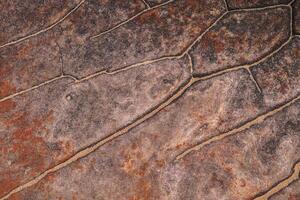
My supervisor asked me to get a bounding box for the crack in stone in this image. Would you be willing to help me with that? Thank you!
[0,29,295,196]
[0,75,76,103]
[54,40,65,76]
[0,75,195,200]
[175,94,300,160]
[0,34,293,111]
[74,55,179,83]
[246,67,262,93]
[141,0,151,8]
[0,2,291,103]
[90,0,175,39]
[186,52,194,75]
[289,0,296,6]
[289,1,294,37]
[229,2,291,11]
[0,1,296,199]
[223,0,229,11]
[0,0,86,49]
[254,161,300,200]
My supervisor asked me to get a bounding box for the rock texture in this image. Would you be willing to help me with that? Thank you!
[227,0,291,9]
[0,0,299,199]
[293,0,300,34]
[270,179,300,200]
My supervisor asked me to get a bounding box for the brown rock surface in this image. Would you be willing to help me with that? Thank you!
[61,0,226,78]
[270,179,300,200]
[0,57,190,197]
[0,0,299,199]
[227,0,291,9]
[293,0,300,34]
[0,0,81,46]
[190,6,290,76]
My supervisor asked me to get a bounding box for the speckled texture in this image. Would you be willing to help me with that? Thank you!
[0,0,299,199]
[270,180,300,200]
[62,0,226,78]
[227,0,291,9]
[190,7,290,76]
[0,57,190,197]
[0,0,81,46]
[293,0,300,34]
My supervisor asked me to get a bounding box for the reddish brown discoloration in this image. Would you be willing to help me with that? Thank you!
[0,30,61,98]
[62,0,226,78]
[0,0,298,199]
[10,83,299,199]
[0,81,16,98]
[251,37,300,105]
[0,57,190,196]
[190,7,290,76]
[0,100,16,114]
[0,0,145,98]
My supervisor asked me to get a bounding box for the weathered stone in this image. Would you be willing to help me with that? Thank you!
[270,179,300,200]
[251,37,300,105]
[0,30,62,99]
[1,0,299,199]
[57,0,146,40]
[9,66,300,199]
[190,7,290,76]
[227,0,291,9]
[145,0,170,7]
[163,100,300,200]
[0,57,190,197]
[62,0,226,78]
[293,0,300,34]
[0,0,80,46]
[0,0,146,99]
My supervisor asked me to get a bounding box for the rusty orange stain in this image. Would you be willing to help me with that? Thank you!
[0,80,16,97]
[0,99,16,114]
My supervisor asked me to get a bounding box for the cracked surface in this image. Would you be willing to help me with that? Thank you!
[270,179,300,200]
[227,0,291,9]
[293,0,300,34]
[190,6,290,76]
[0,0,81,46]
[0,0,299,199]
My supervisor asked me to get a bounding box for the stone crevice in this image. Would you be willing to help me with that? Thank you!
[175,94,300,160]
[254,161,300,200]
[0,0,86,49]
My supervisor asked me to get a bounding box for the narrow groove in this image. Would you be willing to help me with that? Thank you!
[175,94,300,160]
[0,0,86,49]
[1,36,294,196]
[141,0,151,8]
[0,20,292,106]
[0,76,196,200]
[0,76,74,103]
[54,41,65,76]
[186,53,194,75]
[254,161,300,200]
[180,11,228,56]
[229,3,290,11]
[289,2,294,38]
[74,55,178,84]
[223,0,229,11]
[289,0,296,6]
[247,35,293,69]
[90,0,175,39]
[0,1,296,199]
[246,67,262,93]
